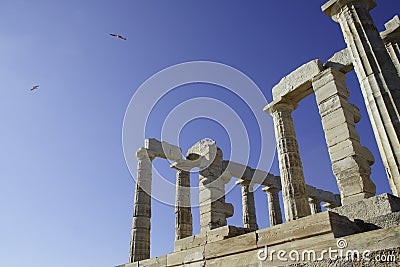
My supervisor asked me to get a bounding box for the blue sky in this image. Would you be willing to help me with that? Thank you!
[1,1,399,266]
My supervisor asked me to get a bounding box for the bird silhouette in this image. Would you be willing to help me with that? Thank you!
[31,85,39,91]
[110,33,127,40]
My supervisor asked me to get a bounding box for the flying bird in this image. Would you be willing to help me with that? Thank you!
[31,85,39,91]
[110,33,127,40]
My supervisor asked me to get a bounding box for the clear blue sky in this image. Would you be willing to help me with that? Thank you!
[1,1,399,266]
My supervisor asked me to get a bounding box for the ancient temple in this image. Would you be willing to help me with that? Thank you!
[117,1,400,266]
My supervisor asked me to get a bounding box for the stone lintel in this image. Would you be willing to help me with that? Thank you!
[222,160,281,188]
[256,211,360,248]
[144,138,182,161]
[223,160,339,204]
[306,185,341,206]
[381,15,400,44]
[270,59,323,103]
[322,0,376,18]
[324,48,354,73]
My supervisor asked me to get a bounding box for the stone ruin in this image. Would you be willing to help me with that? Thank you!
[117,1,400,266]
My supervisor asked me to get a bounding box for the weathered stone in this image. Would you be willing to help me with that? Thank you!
[262,186,283,226]
[324,48,354,73]
[145,138,182,161]
[305,185,341,206]
[381,15,400,77]
[265,99,311,221]
[313,68,376,205]
[130,148,154,263]
[167,246,205,266]
[256,211,360,248]
[137,255,167,267]
[329,193,400,222]
[186,140,232,232]
[322,0,400,197]
[271,59,323,102]
[205,232,257,259]
[172,165,192,241]
[222,160,281,188]
[236,179,258,231]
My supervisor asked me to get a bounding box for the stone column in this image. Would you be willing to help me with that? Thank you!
[129,148,154,263]
[267,100,311,221]
[236,180,258,231]
[313,68,376,204]
[308,197,322,214]
[199,148,234,232]
[381,16,400,76]
[323,0,400,197]
[173,166,193,240]
[262,186,283,226]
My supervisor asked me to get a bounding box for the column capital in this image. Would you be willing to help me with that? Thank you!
[170,159,198,172]
[322,0,376,20]
[262,186,281,194]
[381,15,400,44]
[235,179,251,187]
[136,147,155,160]
[264,98,298,115]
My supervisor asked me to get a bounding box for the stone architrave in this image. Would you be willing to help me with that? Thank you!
[262,186,283,226]
[381,16,400,76]
[171,165,193,240]
[236,180,258,231]
[129,148,154,262]
[308,197,322,214]
[322,0,400,197]
[313,68,376,204]
[265,100,311,221]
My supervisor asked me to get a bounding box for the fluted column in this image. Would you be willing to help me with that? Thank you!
[313,68,376,204]
[308,197,322,214]
[236,180,258,231]
[323,0,400,197]
[267,100,311,221]
[173,166,193,240]
[129,148,154,263]
[262,186,283,226]
[381,16,400,76]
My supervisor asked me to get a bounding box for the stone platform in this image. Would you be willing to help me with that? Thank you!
[328,193,400,230]
[115,209,400,266]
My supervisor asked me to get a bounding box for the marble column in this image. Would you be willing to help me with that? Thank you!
[236,180,258,231]
[313,68,376,204]
[262,186,283,226]
[323,0,400,197]
[308,197,322,214]
[267,100,311,221]
[173,166,193,240]
[129,148,154,263]
[381,16,400,76]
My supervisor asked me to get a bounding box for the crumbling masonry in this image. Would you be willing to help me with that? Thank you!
[119,1,400,266]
